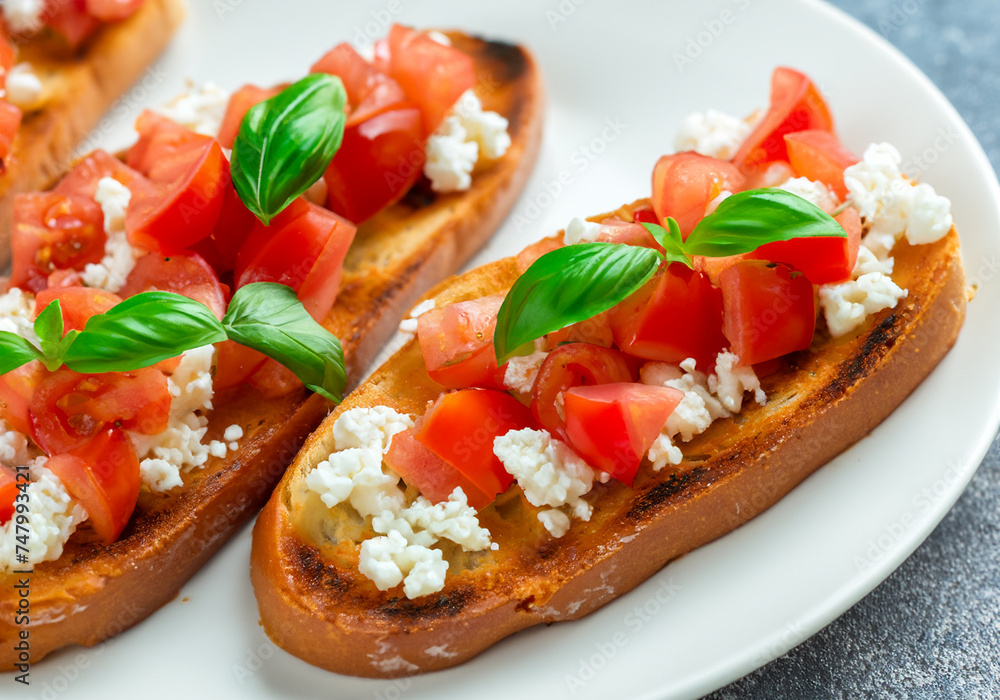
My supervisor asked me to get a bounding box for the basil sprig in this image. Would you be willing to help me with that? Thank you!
[231,74,347,225]
[494,188,845,363]
[0,283,346,403]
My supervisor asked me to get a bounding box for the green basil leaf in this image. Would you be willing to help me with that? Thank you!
[231,73,347,225]
[63,292,227,373]
[222,283,346,402]
[33,300,65,369]
[683,188,845,258]
[494,243,661,364]
[641,220,693,268]
[0,332,42,375]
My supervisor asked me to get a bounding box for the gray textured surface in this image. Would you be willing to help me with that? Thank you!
[708,1,1000,697]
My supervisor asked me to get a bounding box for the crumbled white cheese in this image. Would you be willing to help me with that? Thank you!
[564,217,603,245]
[331,406,414,454]
[709,351,766,413]
[129,345,217,492]
[94,177,132,234]
[423,90,510,193]
[537,509,570,538]
[494,428,596,537]
[0,287,39,345]
[674,109,753,160]
[358,529,449,599]
[819,271,908,338]
[777,176,838,212]
[0,461,88,572]
[844,142,953,259]
[223,424,243,442]
[853,244,894,277]
[152,82,231,137]
[0,420,31,467]
[2,0,44,34]
[426,30,452,46]
[398,298,436,334]
[503,349,547,394]
[5,63,43,111]
[374,487,492,552]
[81,178,138,293]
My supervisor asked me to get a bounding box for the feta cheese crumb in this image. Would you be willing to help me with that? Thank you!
[358,530,449,599]
[0,287,39,345]
[674,109,753,160]
[426,30,452,46]
[537,509,571,538]
[709,351,766,413]
[223,424,244,442]
[332,406,414,453]
[3,0,44,34]
[503,349,548,394]
[399,298,436,334]
[0,420,31,466]
[5,63,44,111]
[1,462,88,571]
[494,428,596,536]
[81,178,138,293]
[819,271,908,337]
[564,217,603,245]
[423,90,510,193]
[374,487,492,552]
[153,82,231,137]
[844,142,953,258]
[777,176,838,212]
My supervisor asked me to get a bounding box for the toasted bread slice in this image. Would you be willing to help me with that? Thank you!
[0,32,543,665]
[250,200,966,678]
[0,0,185,268]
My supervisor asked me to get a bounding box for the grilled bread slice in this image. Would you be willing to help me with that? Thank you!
[250,199,966,677]
[0,31,543,665]
[0,0,185,268]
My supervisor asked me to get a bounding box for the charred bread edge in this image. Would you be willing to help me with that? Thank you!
[0,32,543,666]
[251,220,966,677]
[0,0,186,268]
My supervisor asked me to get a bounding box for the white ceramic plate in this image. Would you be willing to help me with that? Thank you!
[24,1,1000,699]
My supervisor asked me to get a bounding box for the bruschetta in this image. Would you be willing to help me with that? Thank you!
[0,0,185,267]
[0,24,543,666]
[249,67,966,677]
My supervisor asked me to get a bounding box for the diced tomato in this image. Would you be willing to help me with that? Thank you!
[531,343,636,437]
[55,149,147,198]
[324,104,425,223]
[30,367,171,455]
[45,1,100,49]
[384,429,492,510]
[631,207,659,226]
[609,263,728,369]
[194,181,259,275]
[693,253,747,286]
[750,207,861,285]
[651,152,746,237]
[719,260,816,366]
[542,310,615,350]
[379,24,475,135]
[34,286,122,333]
[732,67,834,176]
[0,466,16,525]
[10,192,106,293]
[47,269,83,289]
[417,294,505,375]
[125,112,229,252]
[784,130,859,200]
[45,426,141,543]
[427,343,507,391]
[235,197,356,322]
[0,361,43,437]
[84,0,144,21]
[246,359,303,398]
[217,84,282,149]
[311,43,408,126]
[0,101,21,164]
[743,160,795,190]
[415,389,535,500]
[0,32,15,86]
[563,383,683,486]
[118,251,228,320]
[596,217,663,250]
[213,341,266,392]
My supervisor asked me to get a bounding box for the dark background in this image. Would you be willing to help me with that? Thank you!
[709,1,1000,697]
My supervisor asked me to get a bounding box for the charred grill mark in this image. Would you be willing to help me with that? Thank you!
[626,468,707,522]
[476,39,528,86]
[401,179,437,209]
[824,313,901,398]
[375,586,474,621]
